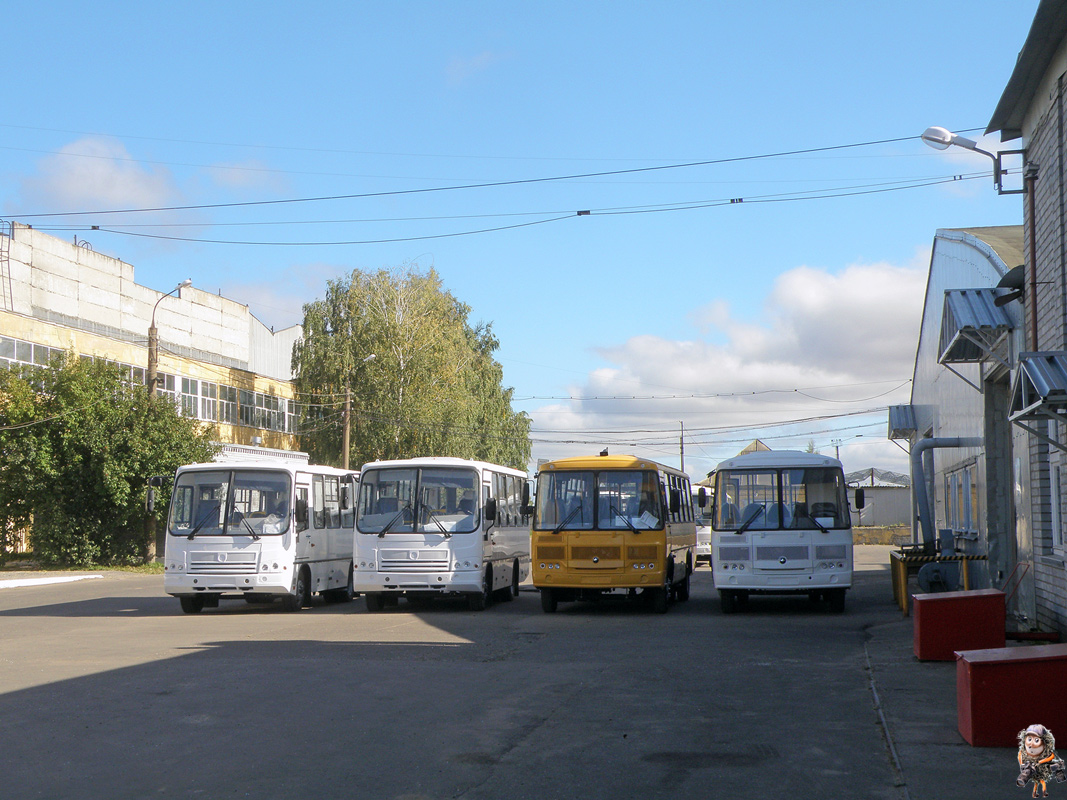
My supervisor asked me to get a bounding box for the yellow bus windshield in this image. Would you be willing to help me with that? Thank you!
[534,469,663,531]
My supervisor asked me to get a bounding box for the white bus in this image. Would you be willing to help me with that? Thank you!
[161,448,359,614]
[693,485,713,565]
[353,457,531,611]
[710,450,852,613]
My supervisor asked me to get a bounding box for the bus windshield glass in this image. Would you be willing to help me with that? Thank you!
[356,466,480,534]
[714,466,848,531]
[534,469,662,531]
[169,469,292,537]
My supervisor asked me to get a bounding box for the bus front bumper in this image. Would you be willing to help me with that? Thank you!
[164,571,294,596]
[353,568,481,595]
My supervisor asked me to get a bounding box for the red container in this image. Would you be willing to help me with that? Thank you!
[956,643,1067,747]
[913,589,1006,661]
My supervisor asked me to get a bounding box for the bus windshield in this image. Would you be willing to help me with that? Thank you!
[714,466,848,531]
[534,469,663,531]
[169,469,292,537]
[356,466,480,534]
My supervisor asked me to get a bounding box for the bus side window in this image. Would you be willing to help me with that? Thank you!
[296,488,309,533]
[312,476,326,529]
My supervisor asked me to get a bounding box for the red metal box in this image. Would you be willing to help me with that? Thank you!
[913,589,1005,661]
[956,643,1067,747]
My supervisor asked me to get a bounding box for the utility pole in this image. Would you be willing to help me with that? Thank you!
[147,279,191,399]
[679,421,685,472]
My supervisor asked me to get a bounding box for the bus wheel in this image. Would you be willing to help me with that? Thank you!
[179,595,204,614]
[828,589,846,613]
[650,587,669,614]
[365,593,384,612]
[540,588,557,613]
[501,560,519,602]
[720,590,738,614]
[468,568,492,611]
[282,568,310,612]
[674,570,691,602]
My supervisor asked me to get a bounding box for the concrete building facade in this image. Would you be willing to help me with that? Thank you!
[0,222,302,450]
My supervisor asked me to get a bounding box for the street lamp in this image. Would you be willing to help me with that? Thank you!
[342,353,376,469]
[147,278,191,398]
[921,126,1022,195]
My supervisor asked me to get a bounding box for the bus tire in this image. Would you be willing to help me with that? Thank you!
[468,567,492,611]
[282,567,310,612]
[179,595,204,614]
[720,589,738,614]
[325,565,355,603]
[674,569,691,602]
[540,588,557,613]
[828,588,846,613]
[365,593,384,612]
[501,560,519,602]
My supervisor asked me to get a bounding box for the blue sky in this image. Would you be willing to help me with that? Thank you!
[0,1,1038,479]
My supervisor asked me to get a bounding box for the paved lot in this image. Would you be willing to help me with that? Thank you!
[0,547,1022,799]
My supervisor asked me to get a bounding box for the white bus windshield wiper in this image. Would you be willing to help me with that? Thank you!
[378,503,412,538]
[187,504,220,540]
[735,503,765,536]
[424,509,452,539]
[233,514,261,540]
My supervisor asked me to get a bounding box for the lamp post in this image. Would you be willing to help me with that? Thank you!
[921,126,1007,193]
[147,279,191,398]
[342,353,376,470]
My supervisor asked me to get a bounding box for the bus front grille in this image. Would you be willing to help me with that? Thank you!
[571,546,621,561]
[754,545,809,562]
[627,545,659,560]
[815,544,847,560]
[537,546,566,560]
[188,551,258,575]
[718,545,750,561]
[379,549,449,573]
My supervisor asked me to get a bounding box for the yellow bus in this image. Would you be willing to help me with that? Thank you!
[529,453,696,613]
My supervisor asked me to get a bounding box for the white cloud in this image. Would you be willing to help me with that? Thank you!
[528,258,927,476]
[19,137,182,214]
[446,51,504,86]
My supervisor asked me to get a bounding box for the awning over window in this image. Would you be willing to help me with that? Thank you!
[887,404,917,440]
[938,288,1014,365]
[1009,352,1067,454]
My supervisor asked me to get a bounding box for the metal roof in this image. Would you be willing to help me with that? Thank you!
[887,405,917,440]
[1010,352,1067,420]
[938,288,1015,364]
[987,0,1067,141]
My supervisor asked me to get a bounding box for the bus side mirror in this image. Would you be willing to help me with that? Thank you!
[296,497,308,523]
[484,497,497,521]
[698,487,708,508]
[855,488,866,510]
[146,475,166,513]
[521,483,533,516]
[669,489,681,515]
[341,483,352,510]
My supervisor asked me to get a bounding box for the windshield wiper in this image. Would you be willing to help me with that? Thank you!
[187,504,220,540]
[233,514,260,540]
[609,503,640,534]
[553,501,583,535]
[424,509,452,539]
[378,503,412,538]
[735,503,765,536]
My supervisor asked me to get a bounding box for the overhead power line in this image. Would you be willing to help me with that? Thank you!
[11,132,939,221]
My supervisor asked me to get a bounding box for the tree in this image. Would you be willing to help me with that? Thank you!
[292,266,531,470]
[0,353,218,566]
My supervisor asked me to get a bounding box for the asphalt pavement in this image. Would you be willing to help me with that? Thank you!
[0,546,1039,799]
[858,545,1025,799]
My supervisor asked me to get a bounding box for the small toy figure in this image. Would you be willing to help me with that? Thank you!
[1018,724,1067,797]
